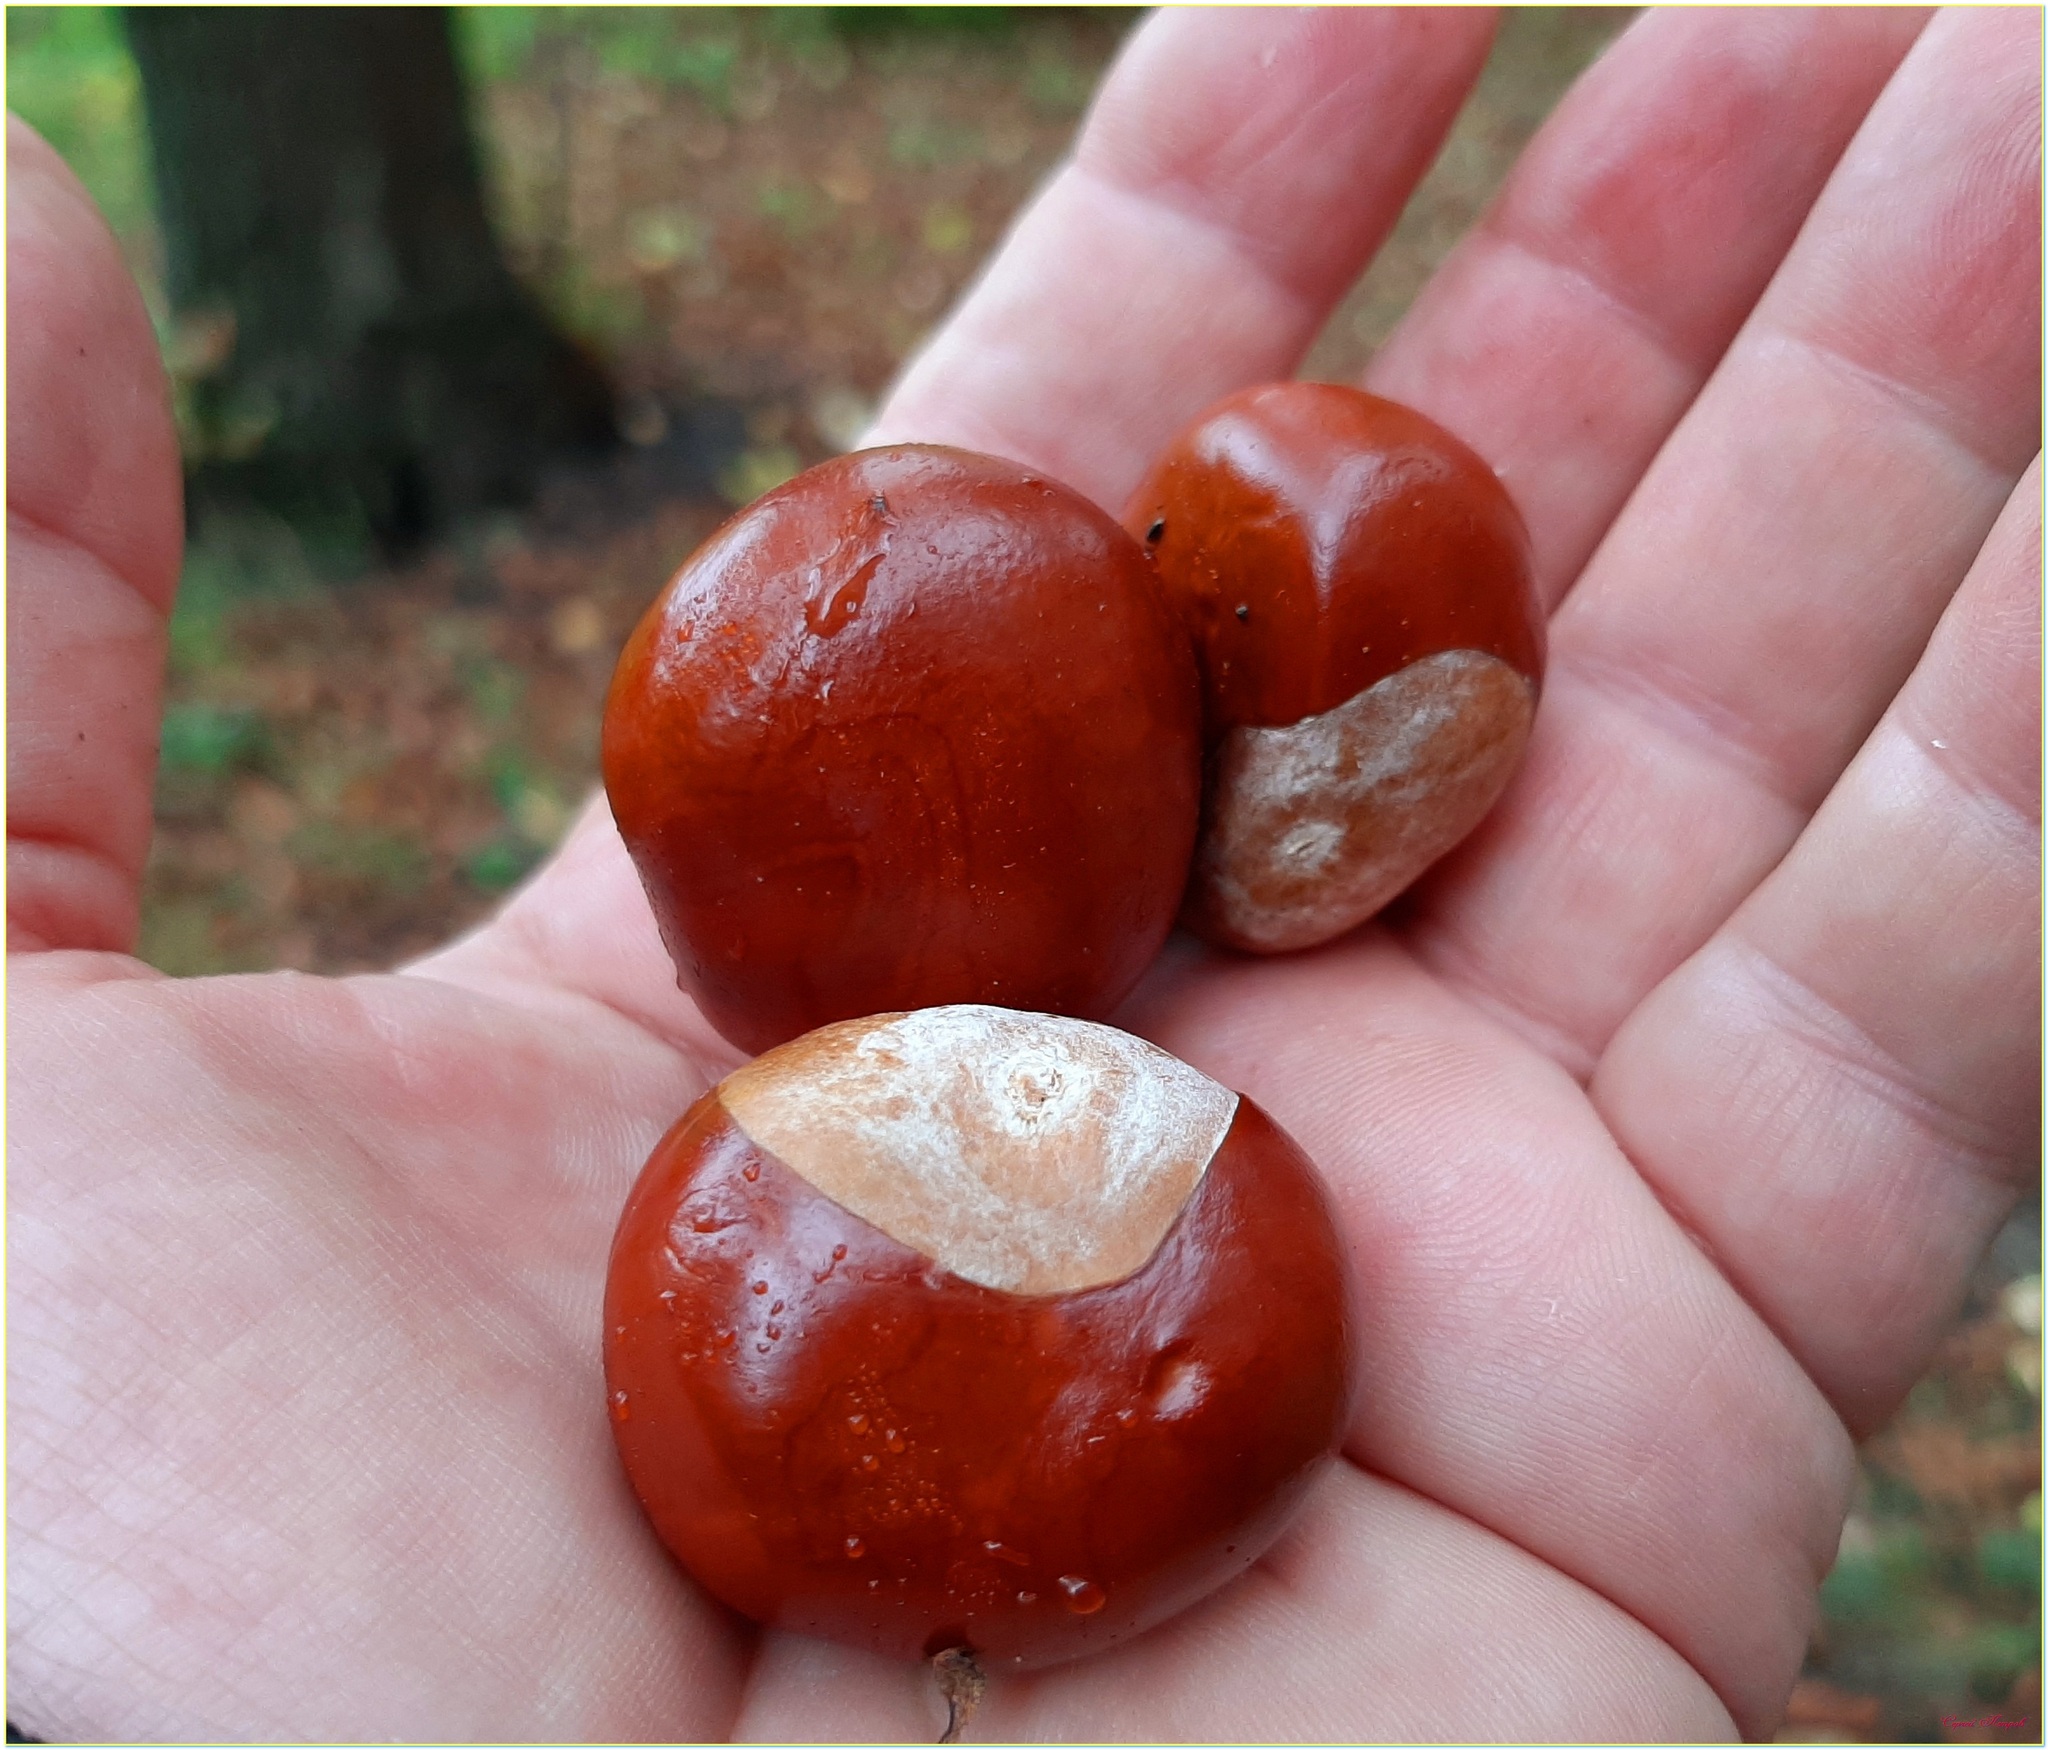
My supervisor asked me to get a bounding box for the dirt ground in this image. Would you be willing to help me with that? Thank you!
[12,7,2039,1741]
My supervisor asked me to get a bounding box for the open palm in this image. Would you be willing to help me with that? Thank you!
[10,9,2039,1741]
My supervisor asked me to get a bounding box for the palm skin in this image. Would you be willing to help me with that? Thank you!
[8,7,2039,1741]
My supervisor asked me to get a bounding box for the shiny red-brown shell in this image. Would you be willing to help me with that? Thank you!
[603,445,1202,1056]
[603,1092,1353,1669]
[1124,382,1544,732]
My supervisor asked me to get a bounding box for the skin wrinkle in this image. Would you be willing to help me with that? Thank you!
[1474,217,1707,389]
[1723,866,2029,1176]
[6,513,169,958]
[5,540,167,758]
[1075,20,1476,311]
[1063,156,1321,351]
[1895,666,2046,838]
[1756,323,2026,487]
[1072,10,1490,308]
[344,988,669,1228]
[17,1375,327,1687]
[1548,639,1819,820]
[3,497,175,622]
[1362,11,1967,678]
[1375,11,1929,375]
[7,840,143,955]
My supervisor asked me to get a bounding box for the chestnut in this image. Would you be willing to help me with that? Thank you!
[603,1005,1354,1671]
[603,446,1201,1055]
[1125,382,1545,953]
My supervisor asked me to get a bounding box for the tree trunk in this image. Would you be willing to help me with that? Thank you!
[126,6,615,553]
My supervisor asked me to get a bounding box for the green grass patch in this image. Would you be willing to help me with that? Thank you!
[159,703,266,776]
[463,835,542,893]
[1976,1526,2042,1595]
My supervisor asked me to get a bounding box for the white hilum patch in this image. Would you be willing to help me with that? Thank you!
[721,1006,1238,1295]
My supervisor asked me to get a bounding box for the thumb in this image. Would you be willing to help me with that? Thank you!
[7,113,184,954]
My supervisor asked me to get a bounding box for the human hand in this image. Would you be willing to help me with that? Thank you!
[9,8,2038,1741]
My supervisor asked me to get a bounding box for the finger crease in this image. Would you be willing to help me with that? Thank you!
[1554,641,1815,817]
[1887,706,2044,842]
[1477,221,1708,388]
[1750,323,2021,489]
[1065,157,1322,331]
[1725,928,2021,1174]
[6,503,175,629]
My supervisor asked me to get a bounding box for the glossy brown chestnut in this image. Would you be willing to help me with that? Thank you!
[603,1006,1354,1670]
[603,446,1201,1055]
[1125,383,1545,953]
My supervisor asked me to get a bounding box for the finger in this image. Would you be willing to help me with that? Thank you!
[866,6,1499,509]
[735,1465,1733,1742]
[1121,943,1854,1734]
[1408,6,2042,1072]
[6,116,184,954]
[1594,459,2042,1435]
[1367,6,1928,600]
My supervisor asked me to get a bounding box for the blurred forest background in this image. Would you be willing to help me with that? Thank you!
[7,7,2038,1741]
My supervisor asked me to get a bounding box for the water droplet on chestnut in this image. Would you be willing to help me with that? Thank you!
[1057,1576,1106,1616]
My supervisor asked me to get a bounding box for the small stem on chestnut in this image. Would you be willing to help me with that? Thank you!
[932,1647,986,1744]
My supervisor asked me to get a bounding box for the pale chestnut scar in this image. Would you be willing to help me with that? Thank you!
[1194,648,1535,953]
[719,1006,1239,1295]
